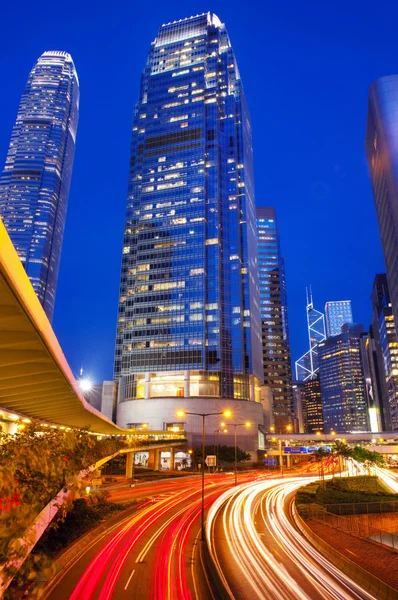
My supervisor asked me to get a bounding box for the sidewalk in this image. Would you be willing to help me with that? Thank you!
[309,520,398,590]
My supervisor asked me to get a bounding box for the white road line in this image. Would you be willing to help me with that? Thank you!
[124,569,135,590]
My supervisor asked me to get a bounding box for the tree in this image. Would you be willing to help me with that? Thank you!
[314,447,329,488]
[193,445,251,466]
[0,422,126,594]
[333,441,352,477]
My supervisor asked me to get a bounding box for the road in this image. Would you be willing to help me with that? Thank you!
[45,471,261,600]
[207,477,379,600]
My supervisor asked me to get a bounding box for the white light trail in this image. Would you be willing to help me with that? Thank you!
[206,477,378,600]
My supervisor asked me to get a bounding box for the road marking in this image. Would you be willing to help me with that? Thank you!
[124,569,135,590]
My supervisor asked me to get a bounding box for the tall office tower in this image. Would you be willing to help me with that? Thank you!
[371,274,398,430]
[0,52,79,321]
[318,323,369,433]
[295,288,326,381]
[359,331,384,432]
[304,375,323,434]
[325,300,353,337]
[292,381,306,432]
[256,207,293,430]
[114,14,265,454]
[366,75,398,335]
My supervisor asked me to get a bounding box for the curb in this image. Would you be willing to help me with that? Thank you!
[292,501,398,600]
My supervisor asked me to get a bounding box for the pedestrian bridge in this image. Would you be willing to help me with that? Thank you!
[0,219,185,445]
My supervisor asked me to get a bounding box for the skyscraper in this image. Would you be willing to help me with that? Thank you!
[256,207,293,429]
[370,274,398,430]
[114,14,265,453]
[295,289,326,381]
[304,375,323,434]
[325,300,353,337]
[366,75,398,335]
[318,323,369,433]
[0,51,79,321]
[359,331,384,432]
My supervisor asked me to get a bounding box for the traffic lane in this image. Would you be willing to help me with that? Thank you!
[110,476,262,599]
[251,486,328,600]
[209,484,312,600]
[263,481,377,599]
[45,502,152,600]
[208,478,360,600]
[46,476,239,600]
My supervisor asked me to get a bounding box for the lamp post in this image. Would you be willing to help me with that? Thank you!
[270,424,292,478]
[177,409,231,541]
[213,427,228,473]
[229,422,251,486]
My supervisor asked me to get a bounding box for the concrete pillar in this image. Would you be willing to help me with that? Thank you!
[287,455,292,468]
[145,372,151,399]
[169,448,175,470]
[147,449,155,470]
[249,375,255,402]
[126,452,133,479]
[154,448,161,471]
[184,370,190,398]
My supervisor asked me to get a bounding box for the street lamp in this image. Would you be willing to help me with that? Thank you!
[176,409,231,540]
[229,422,251,486]
[213,427,228,472]
[270,424,293,478]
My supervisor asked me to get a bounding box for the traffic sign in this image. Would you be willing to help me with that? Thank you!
[205,455,216,467]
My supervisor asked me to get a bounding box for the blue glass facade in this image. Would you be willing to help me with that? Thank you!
[0,51,79,322]
[325,300,353,337]
[318,323,369,433]
[371,274,398,430]
[256,207,293,428]
[115,13,263,403]
[366,76,398,344]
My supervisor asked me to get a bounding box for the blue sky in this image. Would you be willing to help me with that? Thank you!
[0,0,395,382]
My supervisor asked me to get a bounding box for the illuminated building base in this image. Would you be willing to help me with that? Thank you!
[116,397,266,459]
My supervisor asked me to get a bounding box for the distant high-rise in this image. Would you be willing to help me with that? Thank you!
[318,323,369,433]
[366,75,398,337]
[256,207,293,429]
[359,330,384,432]
[325,300,353,337]
[304,375,323,434]
[0,51,79,321]
[114,14,265,454]
[295,289,326,381]
[370,274,398,430]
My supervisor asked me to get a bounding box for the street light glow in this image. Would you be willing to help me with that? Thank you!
[245,422,251,428]
[223,410,232,418]
[176,410,185,418]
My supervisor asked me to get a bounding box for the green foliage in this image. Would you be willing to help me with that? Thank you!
[331,441,385,467]
[193,445,251,465]
[0,422,126,587]
[296,482,320,505]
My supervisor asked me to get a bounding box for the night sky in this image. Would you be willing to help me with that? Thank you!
[0,0,395,383]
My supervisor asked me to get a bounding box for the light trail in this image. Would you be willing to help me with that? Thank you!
[67,472,258,600]
[207,477,379,600]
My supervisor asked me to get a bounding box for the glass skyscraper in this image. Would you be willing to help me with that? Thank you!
[115,13,264,411]
[325,300,353,337]
[318,323,369,433]
[366,75,398,339]
[371,274,398,430]
[256,207,293,429]
[0,51,79,322]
